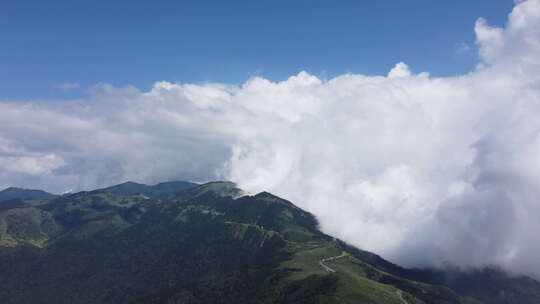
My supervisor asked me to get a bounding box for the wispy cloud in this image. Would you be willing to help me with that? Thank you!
[456,42,472,55]
[54,82,80,90]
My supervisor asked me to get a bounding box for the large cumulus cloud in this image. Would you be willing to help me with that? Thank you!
[2,0,540,277]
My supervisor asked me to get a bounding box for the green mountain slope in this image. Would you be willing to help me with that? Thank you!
[0,182,537,303]
[94,180,199,198]
[0,187,57,202]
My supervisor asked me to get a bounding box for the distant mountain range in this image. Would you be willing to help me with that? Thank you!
[0,187,57,202]
[0,181,538,303]
[0,180,199,202]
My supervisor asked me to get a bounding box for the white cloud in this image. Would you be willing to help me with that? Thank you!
[0,153,65,175]
[387,62,411,78]
[1,0,540,278]
[456,42,472,55]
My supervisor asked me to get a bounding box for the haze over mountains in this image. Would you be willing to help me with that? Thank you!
[0,181,200,203]
[0,187,57,202]
[2,180,540,303]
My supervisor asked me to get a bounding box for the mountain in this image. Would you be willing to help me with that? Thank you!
[0,181,538,303]
[94,180,199,198]
[0,187,57,202]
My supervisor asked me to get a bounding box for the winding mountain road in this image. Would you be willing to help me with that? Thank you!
[319,251,348,273]
[319,250,409,303]
[396,290,409,304]
[318,251,410,304]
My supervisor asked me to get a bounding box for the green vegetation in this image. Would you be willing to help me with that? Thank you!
[0,180,539,303]
[94,180,199,198]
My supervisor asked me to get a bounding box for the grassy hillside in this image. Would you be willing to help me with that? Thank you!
[0,181,537,303]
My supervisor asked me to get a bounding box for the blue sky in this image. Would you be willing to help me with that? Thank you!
[1,0,515,100]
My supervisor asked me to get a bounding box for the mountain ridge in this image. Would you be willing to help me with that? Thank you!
[93,180,199,197]
[0,187,58,202]
[0,181,538,303]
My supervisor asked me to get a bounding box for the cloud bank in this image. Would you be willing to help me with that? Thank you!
[1,0,540,277]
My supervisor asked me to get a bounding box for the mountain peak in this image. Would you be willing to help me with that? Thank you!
[186,181,243,198]
[254,191,275,197]
[0,187,57,202]
[94,180,199,198]
[119,181,144,186]
[2,186,27,192]
[254,191,299,209]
